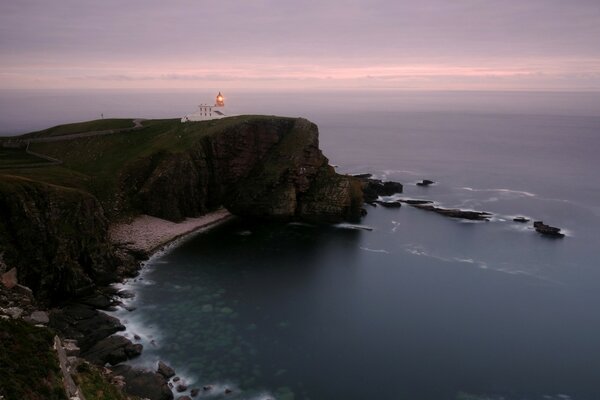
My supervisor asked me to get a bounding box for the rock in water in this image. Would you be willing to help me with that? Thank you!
[157,361,176,379]
[533,221,565,238]
[398,199,433,205]
[374,200,402,208]
[416,179,435,186]
[111,364,173,400]
[513,216,530,223]
[412,204,492,221]
[357,177,403,203]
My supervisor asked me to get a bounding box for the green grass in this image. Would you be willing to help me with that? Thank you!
[74,363,131,400]
[0,148,51,167]
[2,115,295,219]
[21,119,135,139]
[26,116,288,202]
[0,319,67,400]
[0,166,91,191]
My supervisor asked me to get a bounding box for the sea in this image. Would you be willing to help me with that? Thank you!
[2,90,600,399]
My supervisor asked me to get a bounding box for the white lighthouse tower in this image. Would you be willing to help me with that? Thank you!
[181,92,228,122]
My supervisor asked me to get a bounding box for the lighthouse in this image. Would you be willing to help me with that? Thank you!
[181,92,228,122]
[215,92,225,107]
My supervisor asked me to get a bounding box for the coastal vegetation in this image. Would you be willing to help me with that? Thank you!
[0,319,66,400]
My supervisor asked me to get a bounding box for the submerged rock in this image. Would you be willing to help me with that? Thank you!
[374,200,402,208]
[398,199,433,205]
[513,216,530,223]
[533,221,565,238]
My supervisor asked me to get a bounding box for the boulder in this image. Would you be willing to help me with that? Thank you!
[176,384,188,392]
[82,335,142,365]
[513,217,530,223]
[190,388,200,397]
[49,302,125,352]
[2,307,23,319]
[157,361,176,379]
[1,267,17,289]
[533,221,565,238]
[111,364,173,400]
[28,310,49,324]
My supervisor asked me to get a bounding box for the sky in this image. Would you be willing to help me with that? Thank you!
[1,0,600,91]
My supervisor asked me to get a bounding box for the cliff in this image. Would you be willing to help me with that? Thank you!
[0,116,363,303]
[0,175,117,303]
[122,117,362,222]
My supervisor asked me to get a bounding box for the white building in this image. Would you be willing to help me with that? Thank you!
[181,92,227,122]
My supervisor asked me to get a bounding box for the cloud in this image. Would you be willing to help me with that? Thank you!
[1,0,599,90]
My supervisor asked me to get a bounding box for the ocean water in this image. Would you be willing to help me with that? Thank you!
[3,90,600,399]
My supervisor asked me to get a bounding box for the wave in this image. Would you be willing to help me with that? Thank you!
[402,244,562,285]
[334,223,374,231]
[359,247,390,254]
[461,187,536,197]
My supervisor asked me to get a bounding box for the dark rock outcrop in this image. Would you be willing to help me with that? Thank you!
[356,177,403,203]
[48,303,124,353]
[412,204,492,221]
[533,221,565,238]
[416,179,435,186]
[111,364,173,400]
[82,334,142,365]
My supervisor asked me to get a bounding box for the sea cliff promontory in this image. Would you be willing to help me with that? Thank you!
[0,115,367,399]
[0,116,363,304]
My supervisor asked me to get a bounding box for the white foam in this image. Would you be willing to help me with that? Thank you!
[359,247,390,254]
[461,187,536,197]
[403,244,560,284]
[334,223,374,231]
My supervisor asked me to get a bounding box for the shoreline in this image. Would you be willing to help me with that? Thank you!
[109,208,234,257]
[100,209,236,399]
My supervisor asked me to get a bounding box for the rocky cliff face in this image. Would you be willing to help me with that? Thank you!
[0,176,116,304]
[120,117,363,222]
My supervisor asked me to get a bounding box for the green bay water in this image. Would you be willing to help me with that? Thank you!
[109,105,600,400]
